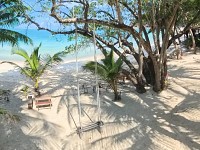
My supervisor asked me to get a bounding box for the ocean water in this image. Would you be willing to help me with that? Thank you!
[0,28,154,62]
[0,29,96,61]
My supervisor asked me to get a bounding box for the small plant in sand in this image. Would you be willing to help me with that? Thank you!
[1,44,66,96]
[83,49,123,101]
[0,107,20,122]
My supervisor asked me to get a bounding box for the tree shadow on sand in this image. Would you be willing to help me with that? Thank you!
[2,56,200,149]
[0,86,41,149]
[59,59,200,150]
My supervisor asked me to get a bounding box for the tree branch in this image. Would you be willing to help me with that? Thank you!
[168,9,200,47]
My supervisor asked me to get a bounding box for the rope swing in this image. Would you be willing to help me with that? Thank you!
[75,24,82,130]
[67,3,103,138]
[75,23,103,138]
[93,23,101,122]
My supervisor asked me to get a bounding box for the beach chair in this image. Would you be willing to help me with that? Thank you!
[35,95,52,110]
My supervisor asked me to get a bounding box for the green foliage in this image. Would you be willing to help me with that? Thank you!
[22,0,200,93]
[183,35,200,48]
[65,36,92,54]
[108,0,115,6]
[83,49,123,96]
[20,85,30,96]
[0,108,7,115]
[0,107,20,122]
[179,0,200,25]
[0,0,32,46]
[1,44,66,93]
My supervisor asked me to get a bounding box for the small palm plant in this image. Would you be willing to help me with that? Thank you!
[1,44,66,95]
[83,49,123,101]
[0,107,20,121]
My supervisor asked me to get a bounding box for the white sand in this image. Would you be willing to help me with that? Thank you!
[0,53,200,150]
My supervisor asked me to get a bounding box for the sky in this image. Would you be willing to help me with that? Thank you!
[16,0,60,29]
[17,0,106,30]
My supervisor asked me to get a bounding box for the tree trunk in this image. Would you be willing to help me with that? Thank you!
[111,80,121,101]
[114,91,121,101]
[121,68,146,93]
[138,0,143,82]
[135,77,146,93]
[34,78,40,96]
[149,54,168,92]
[144,57,155,85]
[134,0,146,94]
[189,28,196,54]
[151,57,162,92]
[115,0,122,24]
[161,59,168,90]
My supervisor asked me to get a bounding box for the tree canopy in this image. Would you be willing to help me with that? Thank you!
[22,0,200,92]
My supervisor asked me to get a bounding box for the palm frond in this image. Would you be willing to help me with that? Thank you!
[0,11,19,27]
[11,48,33,66]
[83,48,123,90]
[0,61,32,78]
[110,55,123,74]
[20,66,34,79]
[39,51,65,77]
[51,51,66,63]
[39,54,51,76]
[0,2,27,14]
[101,48,108,56]
[0,29,32,46]
[0,61,18,66]
[83,61,108,80]
[82,61,96,73]
[0,30,18,45]
[0,3,27,27]
[0,17,19,27]
[101,49,115,69]
[0,0,31,46]
[30,44,41,70]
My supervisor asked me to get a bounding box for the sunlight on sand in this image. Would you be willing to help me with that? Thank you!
[0,53,200,150]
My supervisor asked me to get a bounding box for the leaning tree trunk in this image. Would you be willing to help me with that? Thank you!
[136,0,146,93]
[121,68,146,93]
[189,28,196,54]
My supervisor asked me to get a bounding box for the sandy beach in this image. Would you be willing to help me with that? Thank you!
[0,52,200,150]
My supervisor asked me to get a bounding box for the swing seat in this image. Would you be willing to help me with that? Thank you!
[77,121,104,134]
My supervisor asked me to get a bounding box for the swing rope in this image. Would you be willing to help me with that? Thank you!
[75,27,82,129]
[93,23,101,122]
[72,0,82,129]
[71,3,103,135]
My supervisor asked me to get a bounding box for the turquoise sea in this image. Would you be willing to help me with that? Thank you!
[0,28,154,62]
[0,29,95,61]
